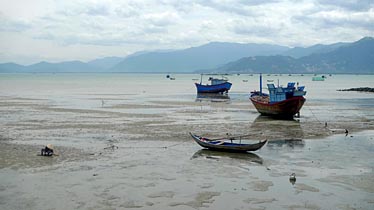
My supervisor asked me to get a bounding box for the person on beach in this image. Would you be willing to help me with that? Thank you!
[41,144,54,156]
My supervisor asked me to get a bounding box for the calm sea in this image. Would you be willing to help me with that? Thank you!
[0,73,373,122]
[1,73,373,103]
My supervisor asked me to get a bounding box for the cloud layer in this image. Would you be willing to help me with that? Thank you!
[0,0,373,64]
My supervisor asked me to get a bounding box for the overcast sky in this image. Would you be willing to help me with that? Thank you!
[0,0,373,65]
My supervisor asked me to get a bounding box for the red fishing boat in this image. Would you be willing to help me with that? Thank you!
[250,74,306,119]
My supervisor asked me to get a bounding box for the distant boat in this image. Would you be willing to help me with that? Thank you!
[243,80,248,82]
[166,74,175,80]
[190,133,267,153]
[250,74,307,119]
[195,74,232,94]
[312,76,324,81]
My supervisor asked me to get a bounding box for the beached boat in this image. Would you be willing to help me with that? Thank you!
[195,74,232,93]
[250,74,306,119]
[190,133,267,152]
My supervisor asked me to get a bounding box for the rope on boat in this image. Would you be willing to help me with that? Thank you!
[164,140,189,148]
[120,146,168,149]
[116,140,190,150]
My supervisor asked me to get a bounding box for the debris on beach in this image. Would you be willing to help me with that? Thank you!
[289,173,296,185]
[104,144,119,150]
[41,144,55,156]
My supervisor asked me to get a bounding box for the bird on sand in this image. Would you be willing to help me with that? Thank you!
[289,173,296,185]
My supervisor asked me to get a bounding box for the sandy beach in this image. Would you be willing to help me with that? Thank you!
[1,89,373,210]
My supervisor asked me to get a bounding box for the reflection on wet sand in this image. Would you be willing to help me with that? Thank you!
[191,149,263,165]
[195,93,230,103]
[250,115,305,143]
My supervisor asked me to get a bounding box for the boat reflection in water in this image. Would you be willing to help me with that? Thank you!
[195,93,230,103]
[250,115,305,148]
[266,138,305,148]
[191,149,263,165]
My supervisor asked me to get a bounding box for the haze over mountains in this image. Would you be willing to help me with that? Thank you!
[1,37,373,74]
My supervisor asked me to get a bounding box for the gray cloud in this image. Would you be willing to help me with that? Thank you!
[316,0,373,11]
[292,7,374,31]
[85,3,110,16]
[1,0,373,64]
[144,11,180,27]
[0,15,31,32]
[194,0,271,16]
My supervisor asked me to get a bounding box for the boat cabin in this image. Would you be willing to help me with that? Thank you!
[209,77,228,85]
[267,82,306,103]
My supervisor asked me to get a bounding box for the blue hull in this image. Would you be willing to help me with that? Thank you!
[195,82,232,93]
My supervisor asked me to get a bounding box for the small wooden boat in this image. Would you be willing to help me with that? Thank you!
[195,74,232,93]
[190,133,267,153]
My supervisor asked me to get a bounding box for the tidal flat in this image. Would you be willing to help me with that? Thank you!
[0,73,373,209]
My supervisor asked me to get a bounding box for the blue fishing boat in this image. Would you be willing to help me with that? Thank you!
[194,74,232,93]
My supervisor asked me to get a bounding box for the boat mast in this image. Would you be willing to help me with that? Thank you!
[200,74,203,85]
[260,73,262,95]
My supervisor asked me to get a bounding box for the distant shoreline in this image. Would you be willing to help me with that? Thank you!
[338,87,374,93]
[0,72,374,75]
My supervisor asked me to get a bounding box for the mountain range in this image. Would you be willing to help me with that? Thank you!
[1,37,373,74]
[213,37,374,74]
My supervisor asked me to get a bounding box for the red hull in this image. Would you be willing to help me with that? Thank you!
[250,96,305,118]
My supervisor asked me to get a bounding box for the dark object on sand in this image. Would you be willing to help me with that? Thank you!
[289,173,296,185]
[250,74,306,119]
[41,144,54,156]
[190,133,267,153]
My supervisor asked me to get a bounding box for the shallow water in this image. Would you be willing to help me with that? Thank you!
[0,73,373,209]
[0,131,373,210]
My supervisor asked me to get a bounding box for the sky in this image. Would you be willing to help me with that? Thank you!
[0,0,373,65]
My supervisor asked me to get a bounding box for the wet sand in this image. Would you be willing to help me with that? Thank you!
[1,95,374,209]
